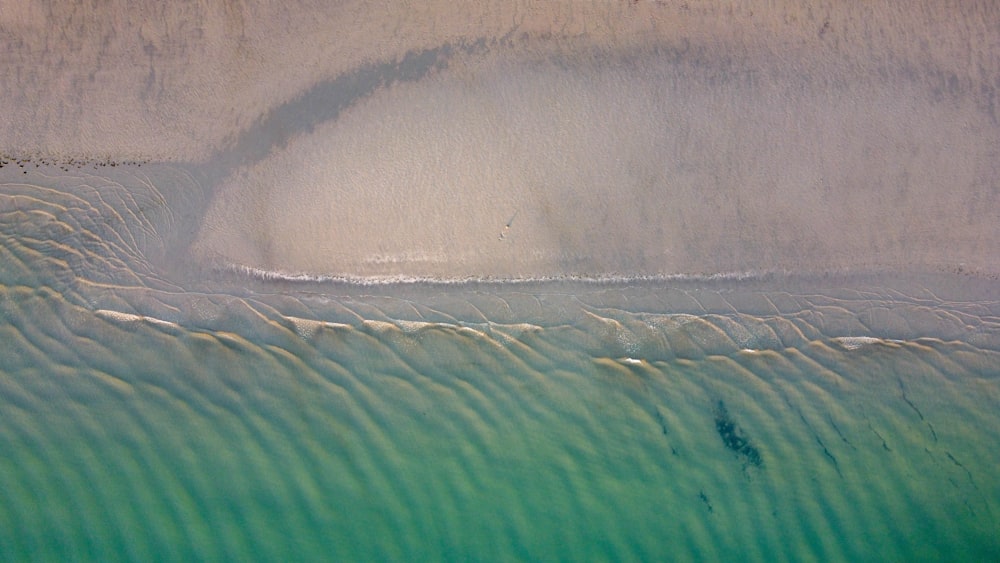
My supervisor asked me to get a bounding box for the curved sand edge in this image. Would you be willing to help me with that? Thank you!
[191,41,999,279]
[2,2,998,279]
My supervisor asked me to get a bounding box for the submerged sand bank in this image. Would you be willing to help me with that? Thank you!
[2,2,998,279]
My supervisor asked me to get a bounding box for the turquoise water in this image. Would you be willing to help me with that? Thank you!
[1,165,999,561]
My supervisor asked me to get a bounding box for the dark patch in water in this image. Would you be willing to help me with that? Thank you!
[714,400,762,468]
[698,490,714,513]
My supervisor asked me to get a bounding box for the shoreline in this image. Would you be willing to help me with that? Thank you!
[220,261,999,291]
[1,2,996,326]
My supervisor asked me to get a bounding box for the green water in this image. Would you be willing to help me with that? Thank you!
[1,166,999,561]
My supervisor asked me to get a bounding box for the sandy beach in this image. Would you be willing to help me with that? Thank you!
[2,1,998,280]
[2,4,1000,559]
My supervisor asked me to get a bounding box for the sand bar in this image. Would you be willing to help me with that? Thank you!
[2,1,998,280]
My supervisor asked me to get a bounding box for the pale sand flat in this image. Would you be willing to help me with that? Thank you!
[2,1,997,280]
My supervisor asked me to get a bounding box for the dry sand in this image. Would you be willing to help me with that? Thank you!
[2,1,998,280]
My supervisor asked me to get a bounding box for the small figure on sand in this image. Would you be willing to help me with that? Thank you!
[499,211,518,240]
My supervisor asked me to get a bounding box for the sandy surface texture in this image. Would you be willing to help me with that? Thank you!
[2,1,998,279]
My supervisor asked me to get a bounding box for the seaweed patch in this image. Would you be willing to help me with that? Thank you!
[698,490,714,513]
[714,400,763,468]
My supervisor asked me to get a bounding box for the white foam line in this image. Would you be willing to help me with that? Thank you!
[96,309,178,329]
[224,263,773,287]
[833,336,887,350]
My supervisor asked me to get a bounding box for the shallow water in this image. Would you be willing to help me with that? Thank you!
[1,164,999,561]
